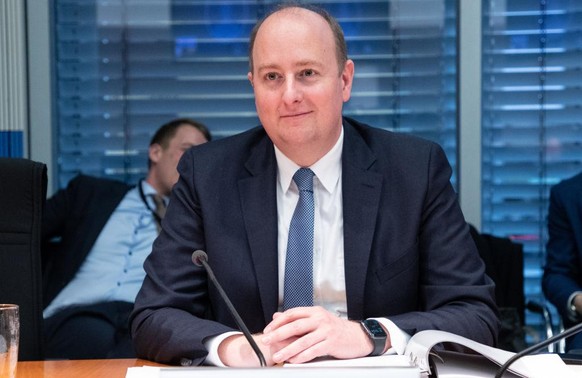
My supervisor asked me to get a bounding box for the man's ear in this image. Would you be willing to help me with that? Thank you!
[149,143,163,164]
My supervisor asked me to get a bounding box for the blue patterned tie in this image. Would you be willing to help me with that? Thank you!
[283,168,315,310]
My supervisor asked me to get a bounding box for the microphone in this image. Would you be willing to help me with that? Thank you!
[495,321,582,377]
[191,250,267,367]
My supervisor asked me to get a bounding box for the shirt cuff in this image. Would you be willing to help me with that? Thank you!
[567,291,582,322]
[203,331,243,367]
[370,317,411,355]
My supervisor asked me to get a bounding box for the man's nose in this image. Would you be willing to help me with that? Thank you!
[282,77,303,104]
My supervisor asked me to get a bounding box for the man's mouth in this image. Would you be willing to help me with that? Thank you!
[281,111,311,118]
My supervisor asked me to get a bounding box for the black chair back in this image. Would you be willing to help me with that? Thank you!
[469,224,526,352]
[0,158,47,360]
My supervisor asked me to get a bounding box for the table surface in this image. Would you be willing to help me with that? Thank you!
[15,358,167,378]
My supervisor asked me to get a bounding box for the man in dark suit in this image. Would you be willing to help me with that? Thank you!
[543,171,582,352]
[130,4,498,367]
[42,118,210,359]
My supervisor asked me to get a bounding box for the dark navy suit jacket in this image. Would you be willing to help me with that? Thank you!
[130,118,499,365]
[543,172,582,345]
[42,175,132,307]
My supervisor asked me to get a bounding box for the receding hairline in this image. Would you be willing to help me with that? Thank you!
[248,4,348,74]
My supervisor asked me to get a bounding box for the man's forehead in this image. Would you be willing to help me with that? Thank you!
[257,7,329,39]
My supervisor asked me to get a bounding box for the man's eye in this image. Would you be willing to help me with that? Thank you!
[266,73,278,80]
[303,69,315,77]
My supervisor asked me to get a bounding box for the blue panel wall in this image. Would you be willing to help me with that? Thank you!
[0,131,24,158]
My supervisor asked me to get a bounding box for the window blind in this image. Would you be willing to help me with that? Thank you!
[482,0,582,328]
[54,0,457,189]
[0,0,27,158]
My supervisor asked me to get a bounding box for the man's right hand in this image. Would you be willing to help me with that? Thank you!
[217,333,293,367]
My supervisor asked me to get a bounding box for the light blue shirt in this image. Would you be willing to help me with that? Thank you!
[43,181,164,318]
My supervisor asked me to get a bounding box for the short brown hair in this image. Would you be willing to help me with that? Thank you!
[150,118,211,148]
[148,118,211,168]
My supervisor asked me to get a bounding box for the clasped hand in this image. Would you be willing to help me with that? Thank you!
[219,306,380,367]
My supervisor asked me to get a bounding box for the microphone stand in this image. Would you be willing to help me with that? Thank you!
[495,322,582,377]
[197,255,267,367]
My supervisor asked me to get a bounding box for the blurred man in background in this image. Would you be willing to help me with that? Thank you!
[42,118,210,359]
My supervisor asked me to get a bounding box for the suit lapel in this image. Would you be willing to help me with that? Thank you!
[238,136,279,325]
[342,122,383,320]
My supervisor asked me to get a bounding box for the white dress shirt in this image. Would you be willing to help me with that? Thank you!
[275,127,346,315]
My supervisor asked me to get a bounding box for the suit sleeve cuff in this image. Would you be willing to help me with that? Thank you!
[203,331,243,366]
[371,317,411,355]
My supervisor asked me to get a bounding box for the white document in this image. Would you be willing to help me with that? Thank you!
[283,354,413,368]
[404,329,578,378]
[127,366,160,378]
[126,365,421,378]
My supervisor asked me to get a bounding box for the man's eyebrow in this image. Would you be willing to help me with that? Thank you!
[256,60,323,72]
[256,63,281,72]
[295,60,322,68]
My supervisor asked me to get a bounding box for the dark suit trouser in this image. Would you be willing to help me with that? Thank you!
[44,301,135,359]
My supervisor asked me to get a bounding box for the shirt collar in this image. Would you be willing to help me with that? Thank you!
[140,180,169,204]
[275,126,343,194]
[140,180,157,196]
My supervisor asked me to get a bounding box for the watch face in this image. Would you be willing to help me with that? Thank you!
[363,319,387,337]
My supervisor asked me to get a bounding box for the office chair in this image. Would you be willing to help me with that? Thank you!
[526,300,565,353]
[469,225,527,352]
[0,158,47,360]
[469,225,568,353]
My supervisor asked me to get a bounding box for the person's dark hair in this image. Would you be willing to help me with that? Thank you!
[248,2,348,75]
[148,118,211,168]
[150,118,211,148]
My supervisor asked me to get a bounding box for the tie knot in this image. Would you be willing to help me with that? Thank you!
[293,168,314,192]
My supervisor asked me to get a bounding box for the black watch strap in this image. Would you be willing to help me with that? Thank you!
[360,319,387,356]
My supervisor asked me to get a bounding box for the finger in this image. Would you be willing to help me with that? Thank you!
[272,332,326,364]
[263,316,316,346]
[263,312,285,333]
[264,307,312,333]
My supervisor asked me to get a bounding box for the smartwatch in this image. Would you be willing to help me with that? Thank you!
[360,319,387,356]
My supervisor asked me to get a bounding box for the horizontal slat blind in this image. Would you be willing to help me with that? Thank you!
[482,0,582,328]
[0,0,27,158]
[54,0,457,188]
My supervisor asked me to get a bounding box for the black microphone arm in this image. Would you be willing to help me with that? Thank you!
[495,321,582,377]
[191,250,267,367]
